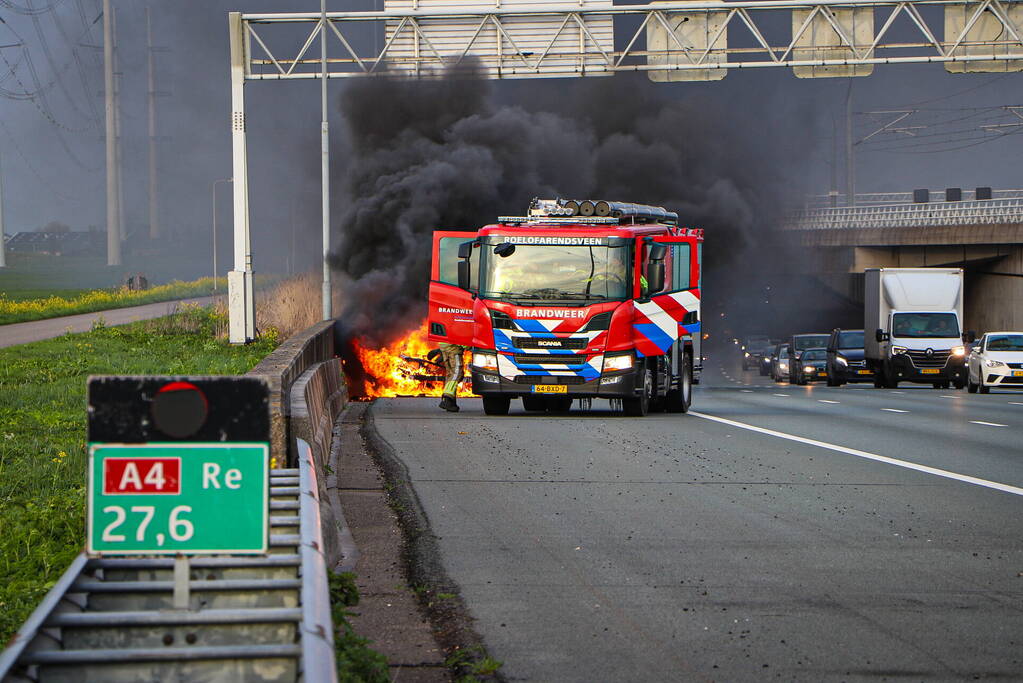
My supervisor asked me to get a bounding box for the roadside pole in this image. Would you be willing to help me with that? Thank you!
[147,6,161,241]
[845,79,855,208]
[103,0,121,266]
[228,13,254,343]
[212,178,232,291]
[321,0,332,321]
[0,150,6,268]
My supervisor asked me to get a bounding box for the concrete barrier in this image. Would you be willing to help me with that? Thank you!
[247,320,336,463]
[289,358,350,569]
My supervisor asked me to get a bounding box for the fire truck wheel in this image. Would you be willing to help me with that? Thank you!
[623,368,651,417]
[482,395,511,415]
[521,396,546,412]
[665,354,693,413]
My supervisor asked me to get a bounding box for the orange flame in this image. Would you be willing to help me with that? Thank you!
[352,320,473,398]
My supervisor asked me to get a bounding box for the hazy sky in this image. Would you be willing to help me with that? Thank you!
[0,1,1020,272]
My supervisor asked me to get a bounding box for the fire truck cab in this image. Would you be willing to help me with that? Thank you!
[428,199,703,416]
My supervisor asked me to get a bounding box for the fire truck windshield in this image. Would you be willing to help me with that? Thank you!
[479,239,632,303]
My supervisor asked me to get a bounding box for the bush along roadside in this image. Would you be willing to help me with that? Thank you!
[0,307,278,642]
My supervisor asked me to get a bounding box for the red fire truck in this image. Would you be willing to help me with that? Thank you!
[428,199,703,416]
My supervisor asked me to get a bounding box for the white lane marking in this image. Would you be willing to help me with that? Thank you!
[881,408,909,413]
[970,420,1008,427]
[1010,402,1023,406]
[940,395,959,399]
[690,411,1023,497]
[891,391,905,394]
[739,389,753,393]
[818,400,840,404]
[773,393,790,397]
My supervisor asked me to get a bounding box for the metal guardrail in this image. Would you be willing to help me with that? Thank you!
[297,438,338,682]
[0,439,336,683]
[786,198,1023,231]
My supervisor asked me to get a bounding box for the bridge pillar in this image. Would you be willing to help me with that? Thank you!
[966,246,1023,333]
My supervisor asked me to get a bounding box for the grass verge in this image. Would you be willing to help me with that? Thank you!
[0,277,225,325]
[0,306,277,642]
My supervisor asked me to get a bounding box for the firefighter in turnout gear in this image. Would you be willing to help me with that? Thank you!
[428,343,466,412]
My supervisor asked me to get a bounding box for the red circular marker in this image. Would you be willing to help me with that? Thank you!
[151,381,209,438]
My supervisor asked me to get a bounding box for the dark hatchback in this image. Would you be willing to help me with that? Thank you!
[827,328,873,385]
[794,348,829,385]
[786,333,831,383]
[743,336,774,371]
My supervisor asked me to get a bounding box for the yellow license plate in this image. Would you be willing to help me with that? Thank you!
[921,368,940,375]
[533,384,567,394]
[858,370,871,375]
[820,372,827,376]
[1014,370,1023,377]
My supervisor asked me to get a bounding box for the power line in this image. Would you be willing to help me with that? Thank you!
[25,0,98,124]
[876,129,1023,154]
[0,0,67,16]
[898,72,1017,108]
[20,45,100,169]
[42,0,103,124]
[0,17,102,134]
[0,114,82,202]
[856,105,1023,153]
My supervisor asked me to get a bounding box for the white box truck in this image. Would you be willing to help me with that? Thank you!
[865,267,967,389]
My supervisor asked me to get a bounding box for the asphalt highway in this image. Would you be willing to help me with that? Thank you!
[369,348,1023,681]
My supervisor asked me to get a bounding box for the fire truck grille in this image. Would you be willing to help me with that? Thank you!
[513,354,587,366]
[513,375,586,385]
[906,349,950,367]
[514,338,588,350]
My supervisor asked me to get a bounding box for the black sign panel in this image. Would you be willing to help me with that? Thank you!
[88,376,270,443]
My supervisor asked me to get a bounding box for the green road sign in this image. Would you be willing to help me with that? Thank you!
[87,443,268,555]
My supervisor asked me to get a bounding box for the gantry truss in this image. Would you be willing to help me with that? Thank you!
[238,0,1023,81]
[224,1,1023,342]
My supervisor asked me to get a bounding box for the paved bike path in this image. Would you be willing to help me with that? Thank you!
[0,296,218,348]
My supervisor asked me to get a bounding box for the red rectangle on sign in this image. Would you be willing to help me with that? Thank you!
[103,457,181,495]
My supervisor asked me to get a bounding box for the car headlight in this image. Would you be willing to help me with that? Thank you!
[951,346,966,357]
[472,351,498,371]
[603,353,634,372]
[744,352,750,357]
[779,362,788,370]
[804,365,816,372]
[985,358,1006,368]
[835,355,848,366]
[892,346,908,355]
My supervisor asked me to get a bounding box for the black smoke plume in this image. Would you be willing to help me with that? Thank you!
[330,63,812,348]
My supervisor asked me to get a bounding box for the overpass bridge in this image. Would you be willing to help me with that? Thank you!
[782,189,1023,333]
